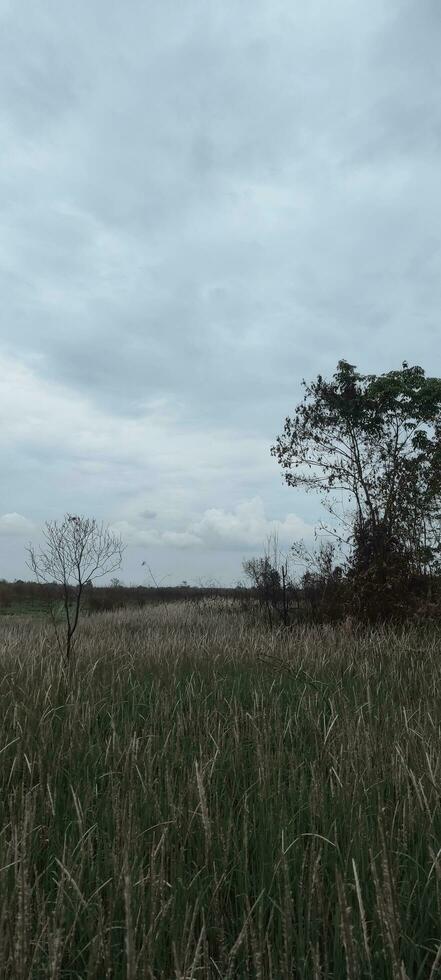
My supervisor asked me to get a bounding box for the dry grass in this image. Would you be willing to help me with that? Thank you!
[0,600,440,978]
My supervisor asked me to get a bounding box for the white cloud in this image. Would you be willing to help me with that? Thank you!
[0,512,34,536]
[191,497,311,550]
[112,496,313,553]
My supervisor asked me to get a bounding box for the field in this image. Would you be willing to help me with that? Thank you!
[1,600,441,979]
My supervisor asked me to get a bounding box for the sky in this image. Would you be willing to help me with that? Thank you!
[1,0,441,585]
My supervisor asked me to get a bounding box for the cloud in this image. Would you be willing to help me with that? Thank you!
[1,0,440,432]
[112,496,313,552]
[0,352,275,503]
[1,0,441,583]
[0,513,34,536]
[162,530,203,548]
[191,497,312,550]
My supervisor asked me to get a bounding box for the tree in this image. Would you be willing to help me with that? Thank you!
[27,515,125,662]
[242,532,296,627]
[291,539,345,622]
[271,361,441,615]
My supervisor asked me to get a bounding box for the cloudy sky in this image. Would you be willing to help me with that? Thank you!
[1,0,440,585]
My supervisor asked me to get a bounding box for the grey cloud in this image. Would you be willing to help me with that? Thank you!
[1,0,441,582]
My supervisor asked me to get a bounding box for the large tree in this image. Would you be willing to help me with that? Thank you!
[271,361,441,582]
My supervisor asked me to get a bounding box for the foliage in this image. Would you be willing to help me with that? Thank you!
[271,361,441,620]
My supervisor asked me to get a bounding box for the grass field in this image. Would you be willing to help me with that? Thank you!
[1,600,441,978]
[0,600,50,618]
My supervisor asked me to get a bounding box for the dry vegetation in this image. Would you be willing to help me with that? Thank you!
[1,600,441,978]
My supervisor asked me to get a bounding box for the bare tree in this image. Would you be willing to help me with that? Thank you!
[27,515,125,662]
[242,532,296,628]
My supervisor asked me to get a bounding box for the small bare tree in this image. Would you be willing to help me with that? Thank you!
[27,514,125,662]
[242,532,296,628]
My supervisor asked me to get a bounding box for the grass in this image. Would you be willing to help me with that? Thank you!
[0,600,50,618]
[0,600,441,978]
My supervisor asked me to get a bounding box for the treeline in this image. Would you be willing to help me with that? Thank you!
[242,539,441,629]
[0,579,247,615]
[4,564,440,627]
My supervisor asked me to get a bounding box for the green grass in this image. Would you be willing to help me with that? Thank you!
[0,601,441,977]
[0,599,95,621]
[0,600,50,617]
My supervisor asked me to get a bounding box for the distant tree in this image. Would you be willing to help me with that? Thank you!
[27,515,124,662]
[272,361,441,617]
[242,532,296,627]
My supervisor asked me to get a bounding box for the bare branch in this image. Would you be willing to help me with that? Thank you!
[27,515,125,663]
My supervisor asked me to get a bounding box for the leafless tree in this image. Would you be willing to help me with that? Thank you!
[27,514,125,662]
[243,532,296,628]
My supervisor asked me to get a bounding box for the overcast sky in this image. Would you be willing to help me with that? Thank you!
[1,0,441,585]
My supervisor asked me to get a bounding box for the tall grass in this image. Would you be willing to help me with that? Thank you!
[0,601,440,978]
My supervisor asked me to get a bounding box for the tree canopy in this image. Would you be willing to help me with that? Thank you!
[271,361,441,580]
